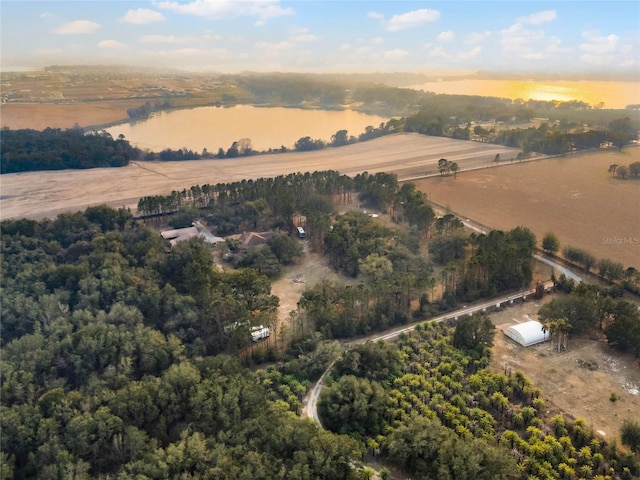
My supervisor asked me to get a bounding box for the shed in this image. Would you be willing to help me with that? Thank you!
[161,226,201,246]
[503,320,549,347]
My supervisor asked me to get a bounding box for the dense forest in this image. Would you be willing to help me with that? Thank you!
[2,171,639,478]
[0,128,140,173]
[0,205,363,478]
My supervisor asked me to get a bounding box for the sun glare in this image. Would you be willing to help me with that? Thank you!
[516,82,577,103]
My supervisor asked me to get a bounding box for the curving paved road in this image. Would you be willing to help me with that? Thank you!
[533,254,583,284]
[302,282,558,428]
[302,255,584,428]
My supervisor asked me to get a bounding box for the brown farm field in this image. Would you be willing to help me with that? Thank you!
[2,131,637,268]
[413,148,640,269]
[0,101,142,130]
[0,133,520,220]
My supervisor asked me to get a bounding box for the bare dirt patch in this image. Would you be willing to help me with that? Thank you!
[412,148,640,268]
[490,296,640,445]
[270,244,348,338]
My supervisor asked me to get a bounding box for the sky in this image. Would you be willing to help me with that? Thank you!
[1,1,639,76]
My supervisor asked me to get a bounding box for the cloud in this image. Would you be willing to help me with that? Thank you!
[139,47,204,58]
[580,31,620,56]
[291,34,319,43]
[458,46,482,60]
[464,31,490,44]
[121,8,166,24]
[175,48,203,56]
[339,43,352,51]
[35,48,63,55]
[517,10,556,26]
[97,40,128,49]
[383,49,409,60]
[437,30,455,42]
[387,9,439,32]
[372,37,384,45]
[202,32,223,41]
[40,12,55,19]
[367,12,384,20]
[140,34,195,44]
[500,22,573,64]
[501,23,545,56]
[579,30,632,66]
[254,41,294,57]
[207,47,231,59]
[427,46,450,59]
[154,0,293,24]
[53,20,101,35]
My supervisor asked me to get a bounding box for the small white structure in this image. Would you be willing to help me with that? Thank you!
[251,325,270,342]
[503,320,549,347]
[161,223,224,247]
[161,226,201,246]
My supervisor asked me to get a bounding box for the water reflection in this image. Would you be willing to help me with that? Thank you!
[106,105,389,152]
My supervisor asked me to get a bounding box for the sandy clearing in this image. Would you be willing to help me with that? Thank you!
[490,297,640,446]
[0,133,520,220]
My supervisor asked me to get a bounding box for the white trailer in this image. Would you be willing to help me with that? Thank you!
[251,325,270,342]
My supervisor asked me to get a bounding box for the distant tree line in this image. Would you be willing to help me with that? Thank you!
[540,282,640,356]
[493,117,638,155]
[143,122,401,162]
[540,231,639,296]
[0,127,140,173]
[136,170,353,235]
[608,160,640,179]
[126,100,171,120]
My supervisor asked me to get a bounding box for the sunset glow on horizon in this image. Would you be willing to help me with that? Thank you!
[409,79,639,109]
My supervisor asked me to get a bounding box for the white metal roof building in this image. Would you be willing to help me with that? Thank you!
[503,320,549,347]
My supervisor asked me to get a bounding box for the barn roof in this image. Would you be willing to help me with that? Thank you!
[161,226,201,246]
[503,320,549,347]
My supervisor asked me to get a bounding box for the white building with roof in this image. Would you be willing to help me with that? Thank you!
[503,320,549,347]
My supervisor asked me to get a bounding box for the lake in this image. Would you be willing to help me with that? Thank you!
[105,79,639,153]
[407,79,640,109]
[106,105,389,153]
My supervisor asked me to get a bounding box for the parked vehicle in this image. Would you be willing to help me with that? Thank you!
[251,325,270,342]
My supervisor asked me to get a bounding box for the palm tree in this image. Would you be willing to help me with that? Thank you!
[556,318,571,351]
[541,319,557,352]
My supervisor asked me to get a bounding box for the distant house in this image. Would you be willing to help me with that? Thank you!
[161,226,201,246]
[503,320,549,347]
[228,231,278,250]
[161,223,224,247]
